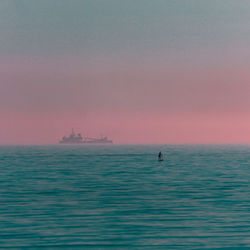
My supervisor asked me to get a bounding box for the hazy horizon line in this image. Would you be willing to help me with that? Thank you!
[1,143,250,146]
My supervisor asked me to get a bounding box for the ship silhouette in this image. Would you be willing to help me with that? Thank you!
[59,129,113,144]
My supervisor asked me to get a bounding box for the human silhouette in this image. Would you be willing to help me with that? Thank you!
[158,151,163,161]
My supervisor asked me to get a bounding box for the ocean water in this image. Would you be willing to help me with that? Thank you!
[1,145,250,249]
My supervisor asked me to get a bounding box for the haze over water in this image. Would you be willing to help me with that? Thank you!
[1,145,250,248]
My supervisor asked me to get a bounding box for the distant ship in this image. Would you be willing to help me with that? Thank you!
[59,129,113,144]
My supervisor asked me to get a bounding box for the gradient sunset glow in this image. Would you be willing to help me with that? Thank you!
[1,0,250,144]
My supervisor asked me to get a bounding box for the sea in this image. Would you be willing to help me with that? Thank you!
[1,145,250,249]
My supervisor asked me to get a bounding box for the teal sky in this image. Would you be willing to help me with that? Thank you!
[1,0,250,61]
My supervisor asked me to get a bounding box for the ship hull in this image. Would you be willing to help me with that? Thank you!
[83,141,113,144]
[59,141,113,144]
[59,141,84,144]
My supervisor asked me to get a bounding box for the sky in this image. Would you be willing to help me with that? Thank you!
[1,0,250,144]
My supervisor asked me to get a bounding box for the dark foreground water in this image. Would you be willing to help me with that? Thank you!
[1,145,250,249]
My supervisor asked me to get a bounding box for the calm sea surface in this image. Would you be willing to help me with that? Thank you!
[1,145,250,249]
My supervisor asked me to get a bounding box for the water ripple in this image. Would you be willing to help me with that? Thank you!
[0,145,250,248]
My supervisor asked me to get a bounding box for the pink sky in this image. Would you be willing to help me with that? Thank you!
[2,112,250,144]
[1,55,250,144]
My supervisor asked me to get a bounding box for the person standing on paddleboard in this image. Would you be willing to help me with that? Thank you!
[158,151,163,161]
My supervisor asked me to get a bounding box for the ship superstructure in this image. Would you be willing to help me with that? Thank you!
[59,129,83,144]
[59,129,113,144]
